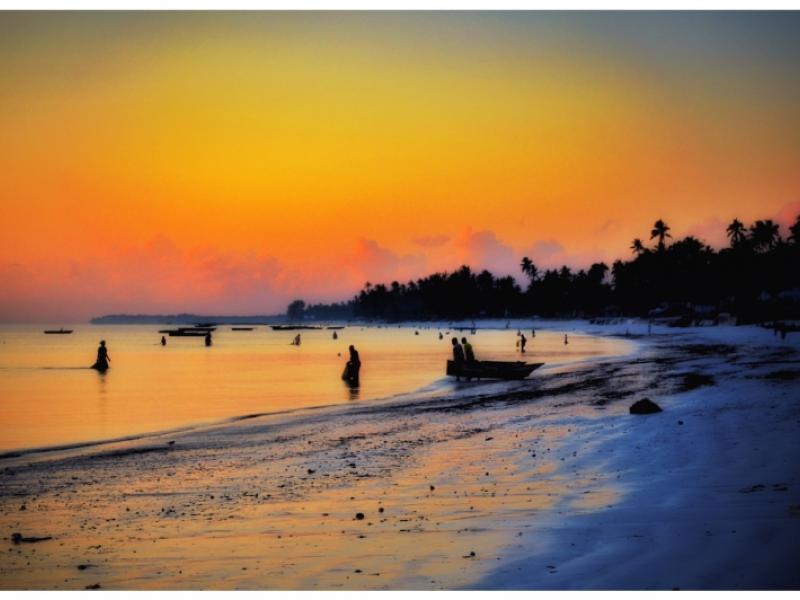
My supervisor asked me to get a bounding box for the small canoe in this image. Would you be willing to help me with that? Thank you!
[231,327,254,331]
[326,326,345,330]
[44,329,73,334]
[271,325,322,331]
[161,330,208,337]
[446,360,543,380]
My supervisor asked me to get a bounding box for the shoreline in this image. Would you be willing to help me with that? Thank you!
[0,320,639,461]
[1,323,798,589]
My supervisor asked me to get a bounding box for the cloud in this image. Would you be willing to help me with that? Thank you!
[454,229,517,276]
[0,236,291,321]
[346,238,427,287]
[774,200,800,231]
[519,239,607,271]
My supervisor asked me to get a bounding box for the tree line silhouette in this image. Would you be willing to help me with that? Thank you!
[292,215,800,324]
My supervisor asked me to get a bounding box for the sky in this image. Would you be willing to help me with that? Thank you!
[1,11,799,322]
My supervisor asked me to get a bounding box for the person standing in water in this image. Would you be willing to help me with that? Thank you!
[564,333,569,345]
[332,331,338,340]
[342,344,361,384]
[461,337,476,363]
[161,336,167,346]
[205,332,212,347]
[91,340,111,371]
[292,334,301,346]
[519,333,527,353]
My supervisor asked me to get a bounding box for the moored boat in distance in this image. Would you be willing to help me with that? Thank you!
[446,360,544,380]
[44,328,73,334]
[271,325,322,331]
[231,327,254,331]
[159,326,216,337]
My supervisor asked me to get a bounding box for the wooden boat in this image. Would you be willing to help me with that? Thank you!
[446,360,543,380]
[326,326,345,330]
[231,327,254,331]
[159,328,212,337]
[271,325,322,331]
[44,328,73,334]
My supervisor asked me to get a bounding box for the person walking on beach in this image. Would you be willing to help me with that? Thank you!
[205,331,212,347]
[342,344,361,384]
[91,340,111,372]
[461,337,476,363]
[519,333,527,353]
[161,335,167,346]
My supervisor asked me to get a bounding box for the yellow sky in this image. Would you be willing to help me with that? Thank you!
[1,12,799,320]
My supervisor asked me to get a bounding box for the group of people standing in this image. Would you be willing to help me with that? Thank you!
[450,336,476,365]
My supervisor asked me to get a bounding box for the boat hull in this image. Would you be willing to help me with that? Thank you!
[446,360,543,380]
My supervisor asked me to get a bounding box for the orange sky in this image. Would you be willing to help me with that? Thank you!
[1,12,799,321]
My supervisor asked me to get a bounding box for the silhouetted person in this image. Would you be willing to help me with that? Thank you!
[205,332,212,347]
[451,337,465,381]
[531,328,536,338]
[161,336,167,346]
[91,340,110,372]
[439,332,443,340]
[451,337,465,364]
[342,344,361,384]
[461,337,475,363]
[519,333,527,353]
[564,333,569,345]
[292,334,301,346]
[332,331,338,340]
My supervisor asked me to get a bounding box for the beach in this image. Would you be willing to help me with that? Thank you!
[1,321,798,590]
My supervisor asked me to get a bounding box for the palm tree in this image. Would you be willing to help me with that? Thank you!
[520,256,538,281]
[789,214,800,245]
[726,218,747,247]
[630,238,645,256]
[750,219,780,252]
[650,219,672,251]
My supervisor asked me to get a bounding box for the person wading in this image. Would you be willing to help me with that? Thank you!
[91,340,111,372]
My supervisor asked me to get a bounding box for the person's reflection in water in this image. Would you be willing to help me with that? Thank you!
[91,340,111,372]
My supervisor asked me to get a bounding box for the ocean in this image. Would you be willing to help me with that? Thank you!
[0,322,633,453]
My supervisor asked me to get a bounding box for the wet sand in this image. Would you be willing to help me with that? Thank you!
[1,323,799,590]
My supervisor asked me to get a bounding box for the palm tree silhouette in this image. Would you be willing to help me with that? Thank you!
[789,215,800,245]
[726,218,747,247]
[630,238,645,256]
[520,256,538,281]
[650,219,672,251]
[750,219,780,251]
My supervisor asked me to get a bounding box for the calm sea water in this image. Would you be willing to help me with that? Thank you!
[0,324,633,452]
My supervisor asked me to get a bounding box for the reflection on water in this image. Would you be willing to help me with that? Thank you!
[0,324,633,452]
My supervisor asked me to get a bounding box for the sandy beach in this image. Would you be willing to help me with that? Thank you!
[1,321,798,590]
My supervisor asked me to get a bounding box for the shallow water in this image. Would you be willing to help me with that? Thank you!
[0,323,633,452]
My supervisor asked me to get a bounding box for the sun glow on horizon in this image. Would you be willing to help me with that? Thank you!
[1,12,799,321]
